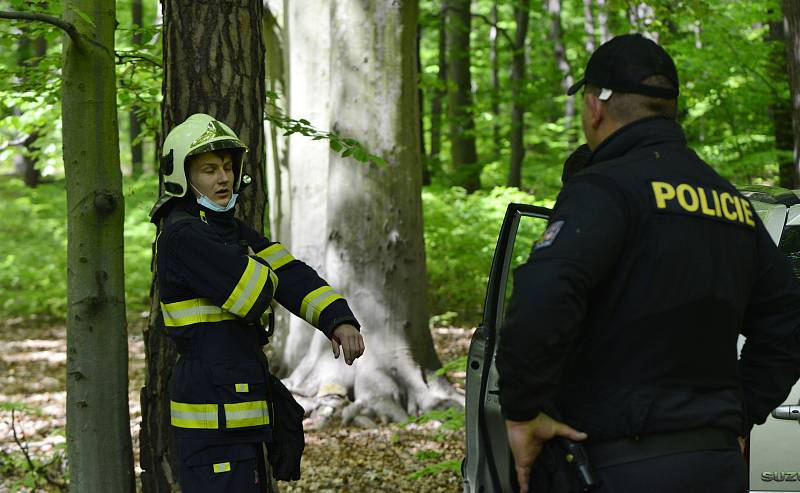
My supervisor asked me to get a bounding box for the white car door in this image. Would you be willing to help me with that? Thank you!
[746,201,800,493]
[463,203,551,493]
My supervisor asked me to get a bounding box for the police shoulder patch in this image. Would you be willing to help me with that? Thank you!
[535,220,565,250]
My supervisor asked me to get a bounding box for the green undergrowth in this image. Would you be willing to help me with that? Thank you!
[0,176,156,322]
[423,186,552,327]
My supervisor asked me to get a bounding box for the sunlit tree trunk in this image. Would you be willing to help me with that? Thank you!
[446,0,480,192]
[546,0,574,139]
[272,0,460,425]
[784,0,800,186]
[508,0,530,188]
[596,0,609,43]
[490,0,500,162]
[140,1,267,490]
[583,0,596,52]
[61,0,134,490]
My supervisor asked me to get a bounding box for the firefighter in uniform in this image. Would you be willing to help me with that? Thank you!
[497,34,800,492]
[150,113,365,492]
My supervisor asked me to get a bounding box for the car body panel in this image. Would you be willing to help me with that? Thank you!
[745,201,800,493]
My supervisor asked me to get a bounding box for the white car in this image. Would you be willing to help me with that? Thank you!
[463,187,800,492]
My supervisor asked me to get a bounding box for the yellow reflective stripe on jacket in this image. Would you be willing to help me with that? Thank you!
[224,400,270,428]
[161,298,237,327]
[257,243,295,270]
[213,462,231,473]
[170,401,219,429]
[300,286,344,327]
[222,257,271,317]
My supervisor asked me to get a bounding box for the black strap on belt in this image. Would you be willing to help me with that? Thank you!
[586,427,740,469]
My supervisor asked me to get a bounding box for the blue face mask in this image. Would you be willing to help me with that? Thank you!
[190,184,238,212]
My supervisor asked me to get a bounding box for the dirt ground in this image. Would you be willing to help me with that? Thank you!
[0,319,473,493]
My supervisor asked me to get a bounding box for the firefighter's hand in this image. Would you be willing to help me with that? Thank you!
[505,413,587,493]
[331,324,365,365]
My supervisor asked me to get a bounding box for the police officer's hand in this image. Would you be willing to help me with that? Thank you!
[331,324,365,365]
[505,413,587,493]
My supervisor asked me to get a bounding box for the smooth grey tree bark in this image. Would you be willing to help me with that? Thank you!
[271,0,460,425]
[61,0,135,491]
[140,1,268,490]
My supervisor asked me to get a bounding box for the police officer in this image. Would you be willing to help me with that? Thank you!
[150,113,365,492]
[497,34,800,492]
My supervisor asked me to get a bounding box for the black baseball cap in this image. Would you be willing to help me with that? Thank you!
[567,34,679,100]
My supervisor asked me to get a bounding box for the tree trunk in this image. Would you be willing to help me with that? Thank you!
[429,5,446,177]
[62,0,134,491]
[446,0,481,192]
[418,20,430,185]
[274,0,460,425]
[508,1,530,188]
[784,0,800,187]
[547,0,574,138]
[490,0,500,162]
[769,18,796,189]
[596,0,610,43]
[13,32,44,187]
[129,0,144,178]
[583,0,596,52]
[264,0,289,242]
[140,1,267,491]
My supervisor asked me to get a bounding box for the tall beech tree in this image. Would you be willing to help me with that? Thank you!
[1,1,136,491]
[268,0,460,425]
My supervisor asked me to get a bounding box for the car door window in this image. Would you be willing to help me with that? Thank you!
[498,216,548,325]
[778,226,800,278]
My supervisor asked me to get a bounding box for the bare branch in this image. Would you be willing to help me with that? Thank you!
[0,10,80,44]
[0,134,35,152]
[438,5,515,47]
[10,409,36,472]
[115,50,162,68]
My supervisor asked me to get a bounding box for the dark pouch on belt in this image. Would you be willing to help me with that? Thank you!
[528,440,583,493]
[266,374,305,481]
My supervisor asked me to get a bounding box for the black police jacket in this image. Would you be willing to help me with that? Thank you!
[156,198,359,443]
[497,116,800,441]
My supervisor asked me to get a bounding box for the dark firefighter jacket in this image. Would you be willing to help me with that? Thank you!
[155,198,359,445]
[496,116,800,441]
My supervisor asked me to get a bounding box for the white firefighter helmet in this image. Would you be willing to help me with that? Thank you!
[150,113,248,220]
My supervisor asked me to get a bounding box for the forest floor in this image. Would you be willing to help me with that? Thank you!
[0,318,473,493]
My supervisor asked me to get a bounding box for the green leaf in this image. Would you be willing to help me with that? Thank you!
[353,147,369,162]
[329,140,343,152]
